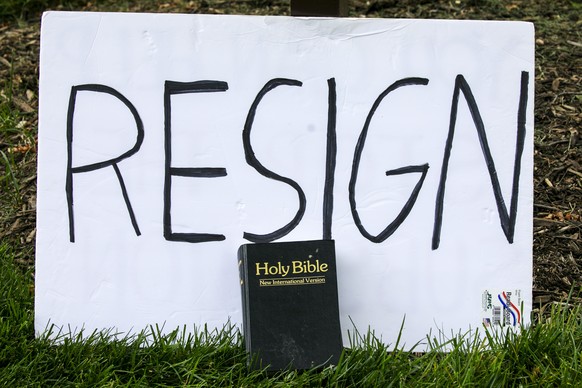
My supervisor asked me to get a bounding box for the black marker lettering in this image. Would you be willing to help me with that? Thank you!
[163,80,228,243]
[349,77,429,243]
[432,72,529,249]
[323,78,337,240]
[242,78,306,243]
[66,84,144,243]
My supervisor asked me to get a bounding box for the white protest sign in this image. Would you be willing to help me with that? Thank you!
[37,12,534,349]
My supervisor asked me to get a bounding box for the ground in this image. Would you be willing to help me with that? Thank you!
[0,0,580,309]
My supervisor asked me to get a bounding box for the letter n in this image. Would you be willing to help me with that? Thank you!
[432,72,529,249]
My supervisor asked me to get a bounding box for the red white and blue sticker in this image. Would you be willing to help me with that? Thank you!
[482,290,523,328]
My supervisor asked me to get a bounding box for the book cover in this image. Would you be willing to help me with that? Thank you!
[238,240,343,371]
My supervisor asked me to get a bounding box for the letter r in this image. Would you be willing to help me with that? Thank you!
[66,84,144,243]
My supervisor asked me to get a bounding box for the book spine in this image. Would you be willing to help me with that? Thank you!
[238,245,252,356]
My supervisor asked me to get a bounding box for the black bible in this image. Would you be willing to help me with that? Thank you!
[238,240,343,371]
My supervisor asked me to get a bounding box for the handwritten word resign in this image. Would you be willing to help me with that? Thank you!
[65,73,529,248]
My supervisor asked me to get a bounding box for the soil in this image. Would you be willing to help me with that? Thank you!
[0,0,580,308]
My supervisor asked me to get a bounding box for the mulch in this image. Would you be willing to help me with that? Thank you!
[0,0,580,309]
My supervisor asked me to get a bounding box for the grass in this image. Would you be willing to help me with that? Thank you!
[1,243,581,386]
